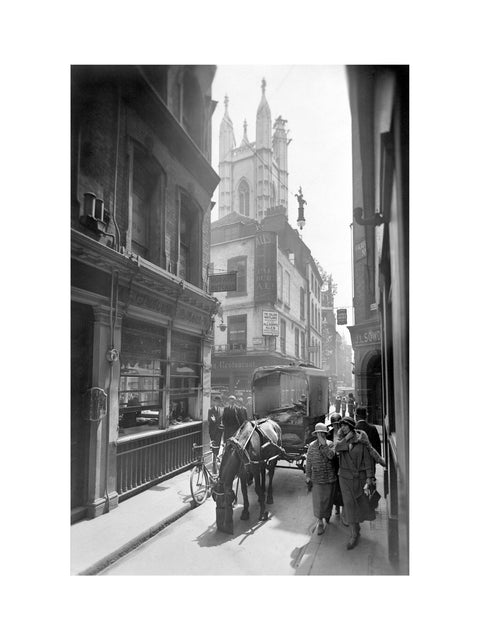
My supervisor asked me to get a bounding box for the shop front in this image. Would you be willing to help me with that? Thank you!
[211,351,290,401]
[348,319,383,426]
[71,231,216,520]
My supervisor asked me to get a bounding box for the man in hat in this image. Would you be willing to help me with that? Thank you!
[222,395,246,441]
[208,395,223,474]
[236,396,249,423]
[305,422,337,536]
[355,406,381,456]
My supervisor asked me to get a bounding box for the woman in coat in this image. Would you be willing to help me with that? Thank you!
[334,416,378,550]
[305,423,337,536]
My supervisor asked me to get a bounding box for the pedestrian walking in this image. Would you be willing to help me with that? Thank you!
[355,406,381,455]
[347,393,356,418]
[208,395,223,474]
[327,412,345,521]
[334,416,377,550]
[305,423,337,536]
[222,395,246,441]
[236,396,248,423]
[341,396,347,417]
[335,395,341,413]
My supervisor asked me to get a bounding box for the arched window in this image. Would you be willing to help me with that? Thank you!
[238,180,250,217]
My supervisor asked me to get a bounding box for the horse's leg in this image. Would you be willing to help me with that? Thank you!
[240,472,250,520]
[266,459,276,504]
[254,468,268,521]
[223,486,235,534]
[215,481,226,531]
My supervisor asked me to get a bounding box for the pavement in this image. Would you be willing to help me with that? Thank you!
[71,451,397,576]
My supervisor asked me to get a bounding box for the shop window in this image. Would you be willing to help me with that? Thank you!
[280,319,286,354]
[227,255,247,296]
[178,190,201,286]
[119,320,167,431]
[238,180,250,217]
[227,315,247,351]
[169,332,201,424]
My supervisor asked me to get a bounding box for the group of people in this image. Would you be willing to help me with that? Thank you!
[305,407,385,550]
[335,392,356,418]
[208,394,251,473]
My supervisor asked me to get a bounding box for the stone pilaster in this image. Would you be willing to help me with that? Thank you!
[85,305,122,518]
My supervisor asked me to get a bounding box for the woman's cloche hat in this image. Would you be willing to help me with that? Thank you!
[313,422,329,433]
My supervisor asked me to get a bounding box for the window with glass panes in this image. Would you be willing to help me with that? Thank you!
[170,332,202,423]
[227,315,247,351]
[119,319,166,430]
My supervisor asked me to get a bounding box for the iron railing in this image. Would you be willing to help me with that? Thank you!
[116,421,202,500]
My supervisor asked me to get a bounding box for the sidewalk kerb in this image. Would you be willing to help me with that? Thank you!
[76,501,195,576]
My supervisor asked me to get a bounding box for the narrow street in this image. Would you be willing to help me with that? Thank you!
[102,466,318,575]
[100,463,391,576]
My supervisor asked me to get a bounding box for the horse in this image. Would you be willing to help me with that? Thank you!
[214,418,284,535]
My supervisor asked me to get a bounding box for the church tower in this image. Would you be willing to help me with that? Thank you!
[255,78,274,220]
[273,116,289,211]
[218,95,236,219]
[217,79,290,221]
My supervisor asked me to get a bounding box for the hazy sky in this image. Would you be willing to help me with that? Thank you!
[210,65,353,342]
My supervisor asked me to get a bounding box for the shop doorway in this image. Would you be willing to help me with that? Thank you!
[71,302,93,520]
[365,352,383,425]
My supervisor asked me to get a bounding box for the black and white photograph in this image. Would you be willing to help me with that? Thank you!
[4,2,478,638]
[69,63,409,577]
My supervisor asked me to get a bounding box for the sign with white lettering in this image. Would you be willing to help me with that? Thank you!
[262,311,279,336]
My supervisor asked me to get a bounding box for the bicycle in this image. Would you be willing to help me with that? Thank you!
[189,443,221,505]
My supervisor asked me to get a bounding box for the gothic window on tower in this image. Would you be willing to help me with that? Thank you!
[238,180,250,217]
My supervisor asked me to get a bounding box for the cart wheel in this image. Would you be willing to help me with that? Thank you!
[190,465,209,505]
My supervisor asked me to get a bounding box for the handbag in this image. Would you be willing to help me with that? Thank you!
[367,486,381,510]
[356,491,376,522]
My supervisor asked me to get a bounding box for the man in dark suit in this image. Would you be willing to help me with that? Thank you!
[355,406,381,455]
[208,395,223,473]
[222,395,246,441]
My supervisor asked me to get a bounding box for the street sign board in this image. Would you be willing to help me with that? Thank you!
[209,272,237,292]
[336,308,348,325]
[262,310,279,336]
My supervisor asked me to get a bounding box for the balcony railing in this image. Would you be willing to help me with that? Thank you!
[116,421,202,500]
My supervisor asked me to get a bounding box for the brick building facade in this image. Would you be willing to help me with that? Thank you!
[71,66,219,521]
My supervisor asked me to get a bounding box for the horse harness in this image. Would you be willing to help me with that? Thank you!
[228,419,285,474]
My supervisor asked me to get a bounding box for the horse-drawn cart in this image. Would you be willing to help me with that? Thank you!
[251,364,329,470]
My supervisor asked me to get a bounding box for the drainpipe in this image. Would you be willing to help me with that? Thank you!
[103,268,120,511]
[111,82,122,252]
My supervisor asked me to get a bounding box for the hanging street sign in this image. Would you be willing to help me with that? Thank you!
[209,271,237,292]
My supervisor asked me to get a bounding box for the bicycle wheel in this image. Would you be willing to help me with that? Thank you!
[190,465,209,505]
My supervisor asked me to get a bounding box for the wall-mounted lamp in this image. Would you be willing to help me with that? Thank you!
[353,207,384,226]
[219,320,227,332]
[295,187,307,231]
